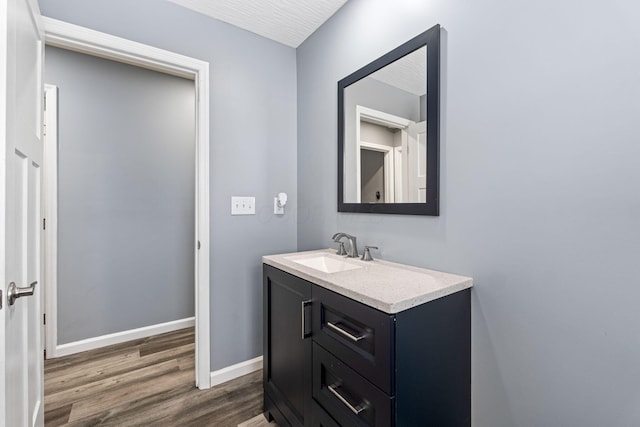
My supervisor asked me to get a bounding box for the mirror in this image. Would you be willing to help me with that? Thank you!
[338,25,440,215]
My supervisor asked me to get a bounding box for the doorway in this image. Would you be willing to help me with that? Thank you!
[355,105,426,204]
[360,146,390,203]
[42,18,211,389]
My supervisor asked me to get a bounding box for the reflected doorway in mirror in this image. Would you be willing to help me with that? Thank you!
[354,106,426,204]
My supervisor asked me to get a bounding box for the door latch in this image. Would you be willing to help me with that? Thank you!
[7,281,37,306]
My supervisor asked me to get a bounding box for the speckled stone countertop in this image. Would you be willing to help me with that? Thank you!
[263,249,473,314]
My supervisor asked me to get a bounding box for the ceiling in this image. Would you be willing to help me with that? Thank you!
[167,0,349,48]
[369,46,426,96]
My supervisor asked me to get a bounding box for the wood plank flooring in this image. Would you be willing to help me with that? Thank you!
[44,327,264,426]
[237,415,276,427]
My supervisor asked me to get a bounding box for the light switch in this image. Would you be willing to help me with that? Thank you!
[231,196,255,215]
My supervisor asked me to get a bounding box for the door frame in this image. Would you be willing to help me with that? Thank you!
[41,18,212,389]
[393,146,404,202]
[42,84,57,360]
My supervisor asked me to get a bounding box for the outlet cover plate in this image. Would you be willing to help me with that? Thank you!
[274,197,284,215]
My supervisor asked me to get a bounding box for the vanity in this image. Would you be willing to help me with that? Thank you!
[263,249,472,427]
[263,21,454,426]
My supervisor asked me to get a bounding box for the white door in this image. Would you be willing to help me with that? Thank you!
[406,121,427,203]
[1,0,45,425]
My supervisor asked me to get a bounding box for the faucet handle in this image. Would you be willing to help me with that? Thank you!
[336,241,347,256]
[361,246,378,261]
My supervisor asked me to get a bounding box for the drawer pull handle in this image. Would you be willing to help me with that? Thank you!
[328,383,367,415]
[326,321,364,342]
[301,300,312,339]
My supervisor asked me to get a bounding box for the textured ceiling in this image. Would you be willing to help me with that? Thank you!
[370,46,426,96]
[167,0,348,48]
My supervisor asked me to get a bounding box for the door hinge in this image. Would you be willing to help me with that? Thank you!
[43,218,46,230]
[43,313,46,325]
[197,240,201,250]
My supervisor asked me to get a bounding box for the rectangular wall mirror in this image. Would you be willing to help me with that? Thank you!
[338,24,440,215]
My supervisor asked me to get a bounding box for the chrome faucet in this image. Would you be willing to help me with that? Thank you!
[331,232,359,258]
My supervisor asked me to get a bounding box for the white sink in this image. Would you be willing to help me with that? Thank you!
[287,254,362,274]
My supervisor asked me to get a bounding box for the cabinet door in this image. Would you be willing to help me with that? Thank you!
[264,265,313,427]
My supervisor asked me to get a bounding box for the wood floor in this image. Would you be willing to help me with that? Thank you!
[237,415,276,427]
[44,328,264,426]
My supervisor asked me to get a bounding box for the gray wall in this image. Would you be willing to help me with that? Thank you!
[360,122,397,148]
[297,0,640,426]
[46,46,195,344]
[39,0,298,369]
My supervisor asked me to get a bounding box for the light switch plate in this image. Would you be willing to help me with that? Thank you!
[231,196,255,215]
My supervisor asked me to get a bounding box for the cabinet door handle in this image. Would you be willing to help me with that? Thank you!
[326,321,364,342]
[328,383,367,415]
[301,300,312,339]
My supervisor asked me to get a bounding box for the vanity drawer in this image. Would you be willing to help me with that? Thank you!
[312,285,394,394]
[312,400,340,427]
[313,343,394,427]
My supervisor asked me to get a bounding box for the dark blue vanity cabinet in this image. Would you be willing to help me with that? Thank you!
[263,264,471,427]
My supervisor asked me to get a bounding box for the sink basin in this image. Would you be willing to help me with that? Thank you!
[287,254,362,274]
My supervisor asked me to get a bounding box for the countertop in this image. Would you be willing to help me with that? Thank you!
[262,249,473,314]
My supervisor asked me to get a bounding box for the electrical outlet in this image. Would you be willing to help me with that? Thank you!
[274,197,284,215]
[231,196,255,215]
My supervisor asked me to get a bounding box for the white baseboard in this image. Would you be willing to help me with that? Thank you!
[210,356,263,387]
[52,317,195,358]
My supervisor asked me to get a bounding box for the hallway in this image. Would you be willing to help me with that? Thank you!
[44,328,263,426]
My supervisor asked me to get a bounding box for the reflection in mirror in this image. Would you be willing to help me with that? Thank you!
[344,46,426,204]
[338,25,440,215]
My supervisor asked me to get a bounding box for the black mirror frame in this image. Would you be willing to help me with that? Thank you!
[337,24,440,216]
